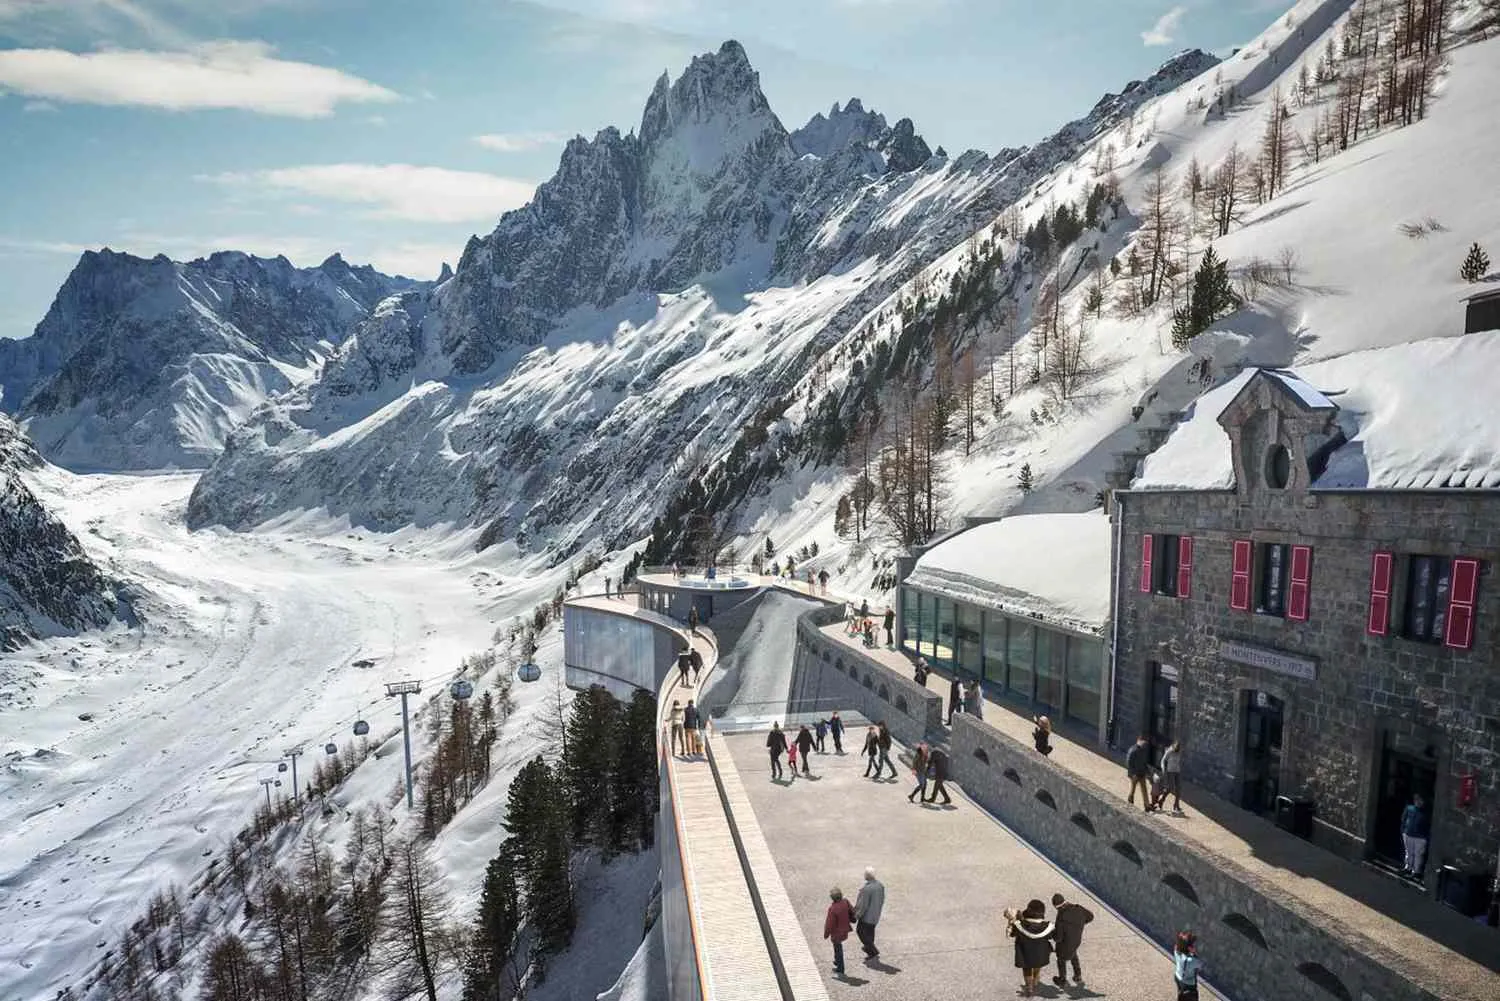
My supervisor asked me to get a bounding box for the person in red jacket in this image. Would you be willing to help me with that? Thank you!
[823,887,856,977]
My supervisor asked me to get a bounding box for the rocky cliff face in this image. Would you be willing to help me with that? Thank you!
[0,416,131,649]
[185,43,1219,552]
[0,250,423,470]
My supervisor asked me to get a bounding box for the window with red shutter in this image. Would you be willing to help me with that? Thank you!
[1287,545,1312,621]
[1177,536,1194,599]
[1140,534,1153,593]
[1444,557,1480,650]
[1230,539,1252,611]
[1367,551,1393,636]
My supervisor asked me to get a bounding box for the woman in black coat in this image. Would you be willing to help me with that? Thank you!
[1007,899,1055,996]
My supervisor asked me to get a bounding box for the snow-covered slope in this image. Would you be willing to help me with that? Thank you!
[0,250,426,470]
[0,415,130,650]
[184,41,1219,547]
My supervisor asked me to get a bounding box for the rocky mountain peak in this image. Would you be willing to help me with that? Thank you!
[790,97,889,158]
[639,39,782,152]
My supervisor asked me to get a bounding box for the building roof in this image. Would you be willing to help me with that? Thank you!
[1462,286,1500,303]
[1134,332,1500,491]
[905,510,1112,634]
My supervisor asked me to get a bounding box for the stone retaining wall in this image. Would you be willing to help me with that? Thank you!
[949,714,1438,1001]
[789,606,943,747]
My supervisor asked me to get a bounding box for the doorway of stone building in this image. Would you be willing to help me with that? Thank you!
[1240,690,1285,813]
[1370,743,1437,872]
[1147,661,1178,766]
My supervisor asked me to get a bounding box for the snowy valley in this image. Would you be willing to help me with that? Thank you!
[2,0,1500,999]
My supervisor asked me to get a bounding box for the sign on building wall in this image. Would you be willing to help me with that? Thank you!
[1218,640,1317,681]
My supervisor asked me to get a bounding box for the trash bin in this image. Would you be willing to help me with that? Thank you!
[1437,866,1489,917]
[1274,795,1315,839]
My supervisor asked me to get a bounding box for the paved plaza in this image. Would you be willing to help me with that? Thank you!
[721,731,1221,1001]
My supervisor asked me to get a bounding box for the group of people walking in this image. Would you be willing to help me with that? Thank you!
[668,699,703,756]
[1003,894,1096,995]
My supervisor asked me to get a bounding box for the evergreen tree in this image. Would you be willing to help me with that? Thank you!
[609,690,660,854]
[461,857,521,1001]
[1461,242,1491,283]
[763,537,775,558]
[1018,463,1034,494]
[1171,246,1241,350]
[502,757,576,956]
[563,685,621,854]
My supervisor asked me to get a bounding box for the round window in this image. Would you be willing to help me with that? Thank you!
[1265,444,1291,489]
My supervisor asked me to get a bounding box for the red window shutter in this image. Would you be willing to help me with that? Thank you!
[1230,539,1252,611]
[1366,550,1393,637]
[1444,557,1480,650]
[1177,536,1194,599]
[1140,534,1154,593]
[1287,544,1313,621]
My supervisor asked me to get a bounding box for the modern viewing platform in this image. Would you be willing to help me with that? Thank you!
[809,619,1500,1001]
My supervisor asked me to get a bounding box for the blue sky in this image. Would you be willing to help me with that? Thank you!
[0,0,1287,341]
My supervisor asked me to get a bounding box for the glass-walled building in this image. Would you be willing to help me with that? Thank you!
[899,511,1112,743]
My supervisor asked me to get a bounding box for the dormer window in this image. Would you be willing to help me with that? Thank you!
[1265,444,1291,489]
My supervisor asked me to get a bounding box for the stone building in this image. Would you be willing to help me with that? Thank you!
[1112,364,1500,898]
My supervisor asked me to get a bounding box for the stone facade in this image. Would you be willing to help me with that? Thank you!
[949,714,1447,1001]
[788,606,943,747]
[1113,371,1500,877]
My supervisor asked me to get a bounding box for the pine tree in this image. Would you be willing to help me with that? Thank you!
[563,685,621,854]
[1171,246,1241,350]
[503,757,576,956]
[609,690,659,854]
[1461,242,1491,283]
[461,857,521,1001]
[1017,463,1034,494]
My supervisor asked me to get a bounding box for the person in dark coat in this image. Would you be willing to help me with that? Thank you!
[794,725,816,775]
[766,723,788,779]
[687,605,699,633]
[883,607,895,647]
[1050,892,1094,986]
[682,700,700,756]
[824,887,856,976]
[907,743,930,803]
[914,657,929,686]
[1126,735,1151,808]
[814,718,829,753]
[689,647,704,686]
[924,746,952,805]
[861,726,880,777]
[1033,715,1053,756]
[677,649,692,688]
[1007,899,1055,996]
[829,712,845,754]
[948,676,962,725]
[875,722,896,779]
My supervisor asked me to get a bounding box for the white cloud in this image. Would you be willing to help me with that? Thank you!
[21,98,56,111]
[473,131,571,153]
[1142,5,1187,46]
[201,164,536,224]
[0,41,398,116]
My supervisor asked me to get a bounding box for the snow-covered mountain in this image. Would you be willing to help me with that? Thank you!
[0,415,131,650]
[184,41,1218,545]
[0,250,426,470]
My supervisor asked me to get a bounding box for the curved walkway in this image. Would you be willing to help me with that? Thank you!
[720,729,1221,1001]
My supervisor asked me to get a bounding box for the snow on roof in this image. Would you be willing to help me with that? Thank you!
[906,511,1112,634]
[1263,370,1336,411]
[1134,332,1500,491]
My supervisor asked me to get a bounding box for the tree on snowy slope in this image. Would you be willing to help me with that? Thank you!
[377,840,457,1001]
[1461,243,1491,283]
[461,857,522,1001]
[502,757,576,956]
[563,685,621,854]
[1208,144,1248,238]
[1172,247,1241,350]
[875,388,948,546]
[1260,87,1291,200]
[610,689,660,854]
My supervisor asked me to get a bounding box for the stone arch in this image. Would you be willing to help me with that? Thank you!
[877,683,890,702]
[822,649,831,663]
[834,657,845,673]
[895,695,909,714]
[1070,812,1096,836]
[1035,789,1058,810]
[1002,767,1022,786]
[1160,873,1200,905]
[862,674,874,690]
[1222,912,1268,949]
[1296,963,1353,1001]
[973,747,990,765]
[1111,840,1142,866]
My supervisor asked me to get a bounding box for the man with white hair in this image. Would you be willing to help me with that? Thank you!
[853,866,886,960]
